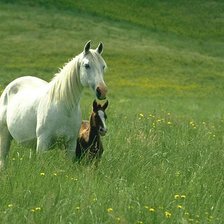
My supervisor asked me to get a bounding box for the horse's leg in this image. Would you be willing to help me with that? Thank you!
[0,126,12,169]
[66,139,77,162]
[36,135,52,153]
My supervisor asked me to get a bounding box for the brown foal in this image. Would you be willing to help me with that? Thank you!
[76,100,108,162]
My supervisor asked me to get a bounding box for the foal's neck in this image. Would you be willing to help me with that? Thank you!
[89,114,99,143]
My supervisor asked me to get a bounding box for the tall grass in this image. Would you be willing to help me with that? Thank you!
[0,1,224,223]
[1,112,224,223]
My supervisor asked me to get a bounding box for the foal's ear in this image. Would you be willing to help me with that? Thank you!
[102,100,108,110]
[84,40,91,54]
[93,99,98,112]
[96,42,103,54]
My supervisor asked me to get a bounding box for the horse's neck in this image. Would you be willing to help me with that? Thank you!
[49,57,83,110]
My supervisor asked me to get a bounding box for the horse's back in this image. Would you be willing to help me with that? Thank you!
[0,76,48,113]
[5,76,47,94]
[79,120,90,140]
[0,76,48,143]
[80,120,89,131]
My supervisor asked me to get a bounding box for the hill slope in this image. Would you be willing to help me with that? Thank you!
[1,0,224,41]
[0,1,224,102]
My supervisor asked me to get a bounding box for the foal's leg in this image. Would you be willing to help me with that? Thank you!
[0,126,12,169]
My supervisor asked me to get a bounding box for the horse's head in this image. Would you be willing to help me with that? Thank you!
[91,100,108,136]
[79,41,108,100]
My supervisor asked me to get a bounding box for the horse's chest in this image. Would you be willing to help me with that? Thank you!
[37,106,81,141]
[53,116,81,137]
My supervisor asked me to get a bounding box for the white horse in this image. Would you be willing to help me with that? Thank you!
[0,41,107,169]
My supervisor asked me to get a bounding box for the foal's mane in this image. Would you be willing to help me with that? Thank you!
[48,55,82,110]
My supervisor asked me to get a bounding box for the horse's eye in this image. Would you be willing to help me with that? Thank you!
[84,64,90,69]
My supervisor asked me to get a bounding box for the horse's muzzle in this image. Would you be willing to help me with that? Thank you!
[96,84,107,100]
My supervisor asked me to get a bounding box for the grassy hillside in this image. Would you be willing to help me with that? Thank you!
[0,1,224,119]
[1,0,224,41]
[0,1,224,223]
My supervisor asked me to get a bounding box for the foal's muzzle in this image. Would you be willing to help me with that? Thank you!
[99,127,107,136]
[96,84,107,100]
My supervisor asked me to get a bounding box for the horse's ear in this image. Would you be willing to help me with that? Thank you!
[93,99,98,112]
[84,40,91,54]
[96,42,103,54]
[102,100,108,110]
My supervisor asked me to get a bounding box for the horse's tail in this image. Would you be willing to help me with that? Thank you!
[0,88,9,127]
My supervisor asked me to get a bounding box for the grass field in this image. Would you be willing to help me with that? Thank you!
[0,1,224,223]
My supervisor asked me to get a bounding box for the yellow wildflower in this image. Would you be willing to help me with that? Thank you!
[174,194,180,199]
[165,211,171,218]
[149,208,155,212]
[40,172,45,176]
[31,207,41,212]
[8,204,13,208]
[107,208,113,213]
[177,205,183,209]
[136,221,143,224]
[181,195,186,199]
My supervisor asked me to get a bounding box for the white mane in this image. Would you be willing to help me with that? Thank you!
[48,55,83,110]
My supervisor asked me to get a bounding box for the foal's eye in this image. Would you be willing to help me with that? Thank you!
[84,64,90,69]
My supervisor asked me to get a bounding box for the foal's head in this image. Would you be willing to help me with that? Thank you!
[91,100,108,136]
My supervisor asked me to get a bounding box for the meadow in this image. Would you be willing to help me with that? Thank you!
[0,1,224,223]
